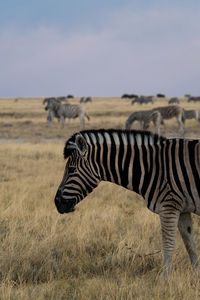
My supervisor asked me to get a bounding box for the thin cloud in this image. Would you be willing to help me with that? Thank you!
[0,6,200,97]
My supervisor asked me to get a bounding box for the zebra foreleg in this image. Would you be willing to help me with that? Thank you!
[154,123,160,135]
[178,213,199,272]
[79,115,85,129]
[159,209,180,277]
[47,110,54,127]
[177,115,184,132]
[60,116,65,128]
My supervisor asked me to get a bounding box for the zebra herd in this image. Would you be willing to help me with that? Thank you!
[126,106,200,133]
[43,96,200,133]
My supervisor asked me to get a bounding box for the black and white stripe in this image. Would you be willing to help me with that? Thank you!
[152,105,184,131]
[44,98,90,128]
[55,129,200,277]
[125,110,161,134]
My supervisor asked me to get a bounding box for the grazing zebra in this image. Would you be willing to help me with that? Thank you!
[152,105,184,131]
[54,129,200,277]
[168,97,180,105]
[125,110,161,134]
[131,96,154,105]
[183,109,200,125]
[44,98,90,128]
[80,97,92,103]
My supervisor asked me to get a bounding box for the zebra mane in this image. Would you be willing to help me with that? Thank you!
[64,129,166,159]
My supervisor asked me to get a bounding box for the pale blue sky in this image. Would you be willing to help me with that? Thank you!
[0,1,200,97]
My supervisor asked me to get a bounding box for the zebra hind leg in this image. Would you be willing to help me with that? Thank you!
[178,213,199,272]
[159,209,180,277]
[79,115,85,129]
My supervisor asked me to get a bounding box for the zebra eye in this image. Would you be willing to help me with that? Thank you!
[68,166,77,173]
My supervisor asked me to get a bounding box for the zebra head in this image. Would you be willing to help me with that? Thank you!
[44,98,59,111]
[55,133,101,214]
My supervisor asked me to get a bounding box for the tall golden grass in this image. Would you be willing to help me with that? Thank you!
[1,97,200,299]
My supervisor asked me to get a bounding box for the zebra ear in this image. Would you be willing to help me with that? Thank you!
[75,134,87,156]
[65,134,87,157]
[43,98,48,105]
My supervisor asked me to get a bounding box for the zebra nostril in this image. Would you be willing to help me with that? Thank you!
[55,196,61,204]
[55,188,63,204]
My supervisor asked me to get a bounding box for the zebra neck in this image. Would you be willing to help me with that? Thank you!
[96,141,154,196]
[82,130,162,196]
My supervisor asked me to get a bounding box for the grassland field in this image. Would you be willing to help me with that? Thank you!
[1,96,200,299]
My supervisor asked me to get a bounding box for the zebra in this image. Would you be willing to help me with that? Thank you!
[125,110,161,134]
[80,97,92,103]
[54,129,200,277]
[183,109,200,125]
[152,105,184,131]
[168,97,180,105]
[44,98,90,128]
[131,96,154,105]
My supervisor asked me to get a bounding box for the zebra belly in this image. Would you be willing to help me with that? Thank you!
[144,182,198,215]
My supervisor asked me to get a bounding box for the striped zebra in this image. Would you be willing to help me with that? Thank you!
[55,129,200,277]
[131,96,154,105]
[152,105,184,131]
[125,110,161,134]
[44,98,90,128]
[168,97,180,105]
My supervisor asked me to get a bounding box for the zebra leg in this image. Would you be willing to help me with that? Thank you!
[159,209,180,277]
[154,124,160,135]
[79,115,85,129]
[47,110,54,127]
[60,116,65,128]
[153,120,160,135]
[178,213,199,271]
[177,115,184,132]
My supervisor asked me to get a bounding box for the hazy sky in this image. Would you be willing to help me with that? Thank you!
[0,1,200,97]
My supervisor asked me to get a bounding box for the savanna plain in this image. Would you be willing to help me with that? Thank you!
[1,97,200,300]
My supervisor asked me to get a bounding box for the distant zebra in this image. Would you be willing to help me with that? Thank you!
[152,105,184,131]
[183,109,200,125]
[44,98,90,128]
[131,96,154,105]
[80,97,92,103]
[168,97,180,105]
[125,110,161,134]
[55,129,200,277]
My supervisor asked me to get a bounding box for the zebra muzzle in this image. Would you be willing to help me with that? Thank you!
[54,188,76,214]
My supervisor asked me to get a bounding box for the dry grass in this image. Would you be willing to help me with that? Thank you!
[1,96,200,140]
[1,97,200,299]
